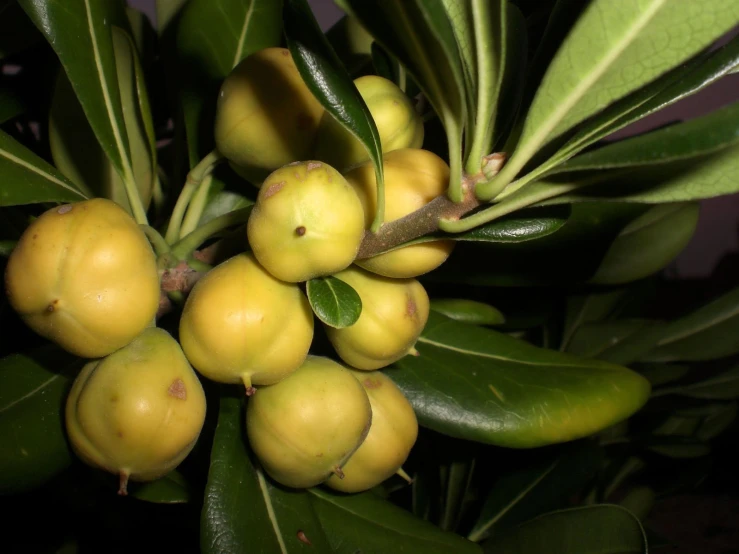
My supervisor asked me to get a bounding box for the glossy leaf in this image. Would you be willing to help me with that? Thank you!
[307,276,362,329]
[201,394,333,554]
[567,319,667,367]
[0,345,81,494]
[492,0,739,189]
[284,0,385,227]
[483,505,648,554]
[588,202,700,285]
[308,488,482,554]
[430,299,506,326]
[642,285,739,362]
[453,205,570,243]
[130,470,192,504]
[652,366,739,400]
[388,312,651,448]
[468,440,602,542]
[0,129,86,206]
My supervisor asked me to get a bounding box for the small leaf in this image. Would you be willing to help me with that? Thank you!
[653,366,739,400]
[0,130,86,206]
[0,345,81,494]
[388,312,651,448]
[198,191,254,226]
[129,470,192,504]
[307,276,362,328]
[430,299,505,326]
[482,505,648,554]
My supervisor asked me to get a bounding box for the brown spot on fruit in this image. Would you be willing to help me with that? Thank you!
[306,162,322,171]
[363,377,382,389]
[295,226,306,237]
[405,295,417,318]
[117,431,124,438]
[281,50,289,56]
[57,205,73,215]
[47,299,59,313]
[32,234,38,240]
[110,395,119,403]
[263,181,285,199]
[297,531,312,545]
[167,379,187,400]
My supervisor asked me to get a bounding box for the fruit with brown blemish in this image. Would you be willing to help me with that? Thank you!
[344,148,455,278]
[313,75,424,171]
[246,161,365,282]
[325,266,429,370]
[178,252,314,393]
[65,328,206,495]
[325,370,418,493]
[246,355,372,489]
[213,47,325,185]
[3,198,160,358]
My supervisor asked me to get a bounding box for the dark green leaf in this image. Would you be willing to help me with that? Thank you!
[560,289,626,351]
[129,470,192,504]
[454,205,571,243]
[307,276,362,328]
[284,0,384,223]
[635,363,690,387]
[642,435,711,459]
[388,312,651,448]
[201,393,333,554]
[468,440,602,542]
[430,299,506,326]
[618,487,655,522]
[483,504,647,554]
[652,366,739,400]
[0,129,86,206]
[0,240,16,256]
[0,345,81,494]
[642,285,739,363]
[308,488,482,554]
[0,86,24,124]
[440,458,475,532]
[567,319,667,367]
[0,0,42,59]
[694,402,738,441]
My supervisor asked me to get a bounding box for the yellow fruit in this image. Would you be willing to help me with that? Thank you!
[65,328,206,495]
[246,355,372,489]
[247,161,365,282]
[326,370,418,493]
[313,75,423,171]
[344,148,455,278]
[325,266,429,370]
[4,198,160,358]
[214,47,325,185]
[178,253,314,392]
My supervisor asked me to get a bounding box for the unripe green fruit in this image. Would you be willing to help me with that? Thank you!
[214,47,325,185]
[313,75,424,171]
[247,161,365,283]
[326,370,418,493]
[178,253,314,392]
[325,266,430,370]
[4,198,160,358]
[65,328,206,495]
[344,148,455,278]
[246,355,372,489]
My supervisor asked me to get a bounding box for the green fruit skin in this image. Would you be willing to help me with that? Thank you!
[247,161,365,283]
[325,266,430,370]
[65,328,207,484]
[214,47,325,185]
[326,370,418,493]
[313,75,424,172]
[246,355,372,489]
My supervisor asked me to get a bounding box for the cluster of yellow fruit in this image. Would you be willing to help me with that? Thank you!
[3,46,456,495]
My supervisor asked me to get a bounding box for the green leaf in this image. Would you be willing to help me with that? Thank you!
[653,366,739,400]
[492,0,739,190]
[308,488,482,554]
[482,505,648,554]
[0,345,81,494]
[560,290,627,351]
[156,0,189,34]
[176,0,282,165]
[388,312,651,448]
[588,202,700,285]
[336,0,466,201]
[0,86,24,124]
[635,363,689,387]
[201,393,334,554]
[430,299,506,326]
[197,190,254,226]
[454,205,570,243]
[566,319,667,367]
[618,487,656,522]
[0,129,86,206]
[306,276,362,329]
[0,240,16,257]
[129,470,192,504]
[468,440,602,542]
[642,285,739,362]
[325,14,374,77]
[440,0,476,103]
[642,435,710,459]
[283,0,385,229]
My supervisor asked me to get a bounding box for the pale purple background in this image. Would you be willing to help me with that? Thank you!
[129,0,739,279]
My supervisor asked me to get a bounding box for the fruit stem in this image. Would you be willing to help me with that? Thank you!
[396,467,413,484]
[179,173,214,239]
[332,466,345,479]
[170,207,252,261]
[164,150,225,244]
[369,160,386,234]
[118,471,130,496]
[139,225,170,256]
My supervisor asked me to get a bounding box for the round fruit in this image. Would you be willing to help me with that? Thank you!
[4,198,160,358]
[344,148,455,278]
[326,370,418,493]
[247,161,365,282]
[325,266,430,370]
[313,75,423,171]
[214,47,325,185]
[178,253,314,393]
[246,355,372,489]
[65,327,206,495]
